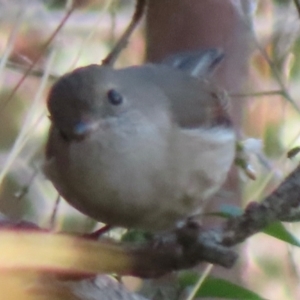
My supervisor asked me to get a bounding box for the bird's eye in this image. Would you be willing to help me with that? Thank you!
[107,89,123,105]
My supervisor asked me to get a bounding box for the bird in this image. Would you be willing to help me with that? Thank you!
[44,49,236,231]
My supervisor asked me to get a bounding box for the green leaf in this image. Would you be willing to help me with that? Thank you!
[121,229,153,244]
[263,221,300,247]
[197,277,266,299]
[179,272,265,300]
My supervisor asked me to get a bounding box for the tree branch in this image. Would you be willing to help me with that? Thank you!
[102,0,148,66]
[2,165,300,279]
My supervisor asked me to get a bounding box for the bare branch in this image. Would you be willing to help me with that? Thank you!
[102,0,148,66]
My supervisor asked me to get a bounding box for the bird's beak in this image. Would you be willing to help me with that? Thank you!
[73,120,100,138]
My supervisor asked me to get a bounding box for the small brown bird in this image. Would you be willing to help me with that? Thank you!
[44,50,235,231]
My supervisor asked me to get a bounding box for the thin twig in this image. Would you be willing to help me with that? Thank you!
[49,195,61,230]
[14,169,38,200]
[186,264,214,300]
[0,8,24,82]
[0,6,75,112]
[102,0,148,66]
[294,0,300,18]
[251,26,300,113]
[69,0,114,70]
[230,89,283,98]
[5,61,58,80]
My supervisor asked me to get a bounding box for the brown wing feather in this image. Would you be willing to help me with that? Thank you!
[121,65,232,129]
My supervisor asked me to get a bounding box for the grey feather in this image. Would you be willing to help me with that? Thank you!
[161,49,224,78]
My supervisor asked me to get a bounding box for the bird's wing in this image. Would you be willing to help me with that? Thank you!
[124,65,232,130]
[161,49,224,79]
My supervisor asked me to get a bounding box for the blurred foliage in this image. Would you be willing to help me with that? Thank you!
[273,0,292,6]
[0,231,133,274]
[0,90,25,149]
